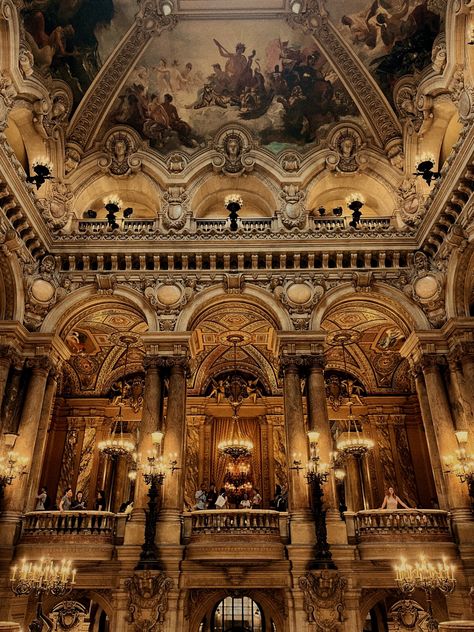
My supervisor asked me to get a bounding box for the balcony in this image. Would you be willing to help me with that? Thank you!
[346,510,456,560]
[183,510,288,563]
[17,511,127,561]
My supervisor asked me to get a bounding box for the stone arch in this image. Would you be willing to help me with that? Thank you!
[447,240,474,318]
[311,282,430,331]
[0,251,24,322]
[186,588,288,632]
[40,285,158,334]
[176,284,292,333]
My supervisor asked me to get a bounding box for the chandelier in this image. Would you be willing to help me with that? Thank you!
[98,333,140,458]
[217,335,254,460]
[11,558,76,597]
[331,336,374,457]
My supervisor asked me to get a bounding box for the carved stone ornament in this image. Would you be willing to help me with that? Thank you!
[326,126,368,173]
[64,147,81,174]
[279,184,307,229]
[37,181,74,230]
[397,178,423,227]
[98,128,142,177]
[389,598,429,630]
[51,600,87,630]
[431,33,447,74]
[125,571,173,632]
[458,88,474,123]
[0,71,16,132]
[23,255,73,330]
[212,128,255,176]
[18,46,34,78]
[394,80,424,134]
[161,186,189,230]
[144,279,189,311]
[449,65,465,104]
[167,152,187,173]
[273,277,325,331]
[280,151,301,173]
[299,571,346,631]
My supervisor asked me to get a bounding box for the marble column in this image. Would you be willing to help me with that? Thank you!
[134,357,164,513]
[3,357,51,512]
[1,362,23,436]
[305,355,338,517]
[344,455,364,512]
[412,365,448,509]
[421,355,468,510]
[158,357,187,545]
[447,356,471,433]
[0,345,14,430]
[25,368,59,510]
[281,358,310,515]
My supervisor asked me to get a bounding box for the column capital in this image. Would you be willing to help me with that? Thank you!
[26,355,54,375]
[279,355,306,375]
[419,353,446,373]
[166,355,190,375]
[0,344,23,368]
[303,354,326,372]
[143,355,166,370]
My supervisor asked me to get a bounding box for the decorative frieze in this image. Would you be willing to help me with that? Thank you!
[125,571,173,632]
[299,571,346,630]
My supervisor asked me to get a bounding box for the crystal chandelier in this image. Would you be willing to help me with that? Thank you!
[333,339,374,457]
[217,335,254,459]
[98,333,140,458]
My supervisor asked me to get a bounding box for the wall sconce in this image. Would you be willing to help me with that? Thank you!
[290,452,303,472]
[3,433,18,448]
[413,156,441,186]
[152,431,164,447]
[26,159,53,189]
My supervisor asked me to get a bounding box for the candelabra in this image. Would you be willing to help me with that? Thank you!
[306,431,336,570]
[11,558,76,631]
[395,555,456,631]
[136,434,179,571]
[444,431,474,500]
[0,451,28,503]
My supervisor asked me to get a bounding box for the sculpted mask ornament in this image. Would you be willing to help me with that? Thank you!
[397,178,423,226]
[326,127,367,173]
[395,81,424,134]
[99,130,142,177]
[125,571,173,632]
[279,184,306,229]
[212,128,255,176]
[64,147,81,174]
[167,153,186,173]
[280,152,300,173]
[299,571,346,630]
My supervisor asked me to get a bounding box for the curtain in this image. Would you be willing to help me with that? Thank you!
[210,417,262,494]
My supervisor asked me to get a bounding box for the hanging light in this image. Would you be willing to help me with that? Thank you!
[98,334,139,458]
[334,341,374,457]
[217,336,253,459]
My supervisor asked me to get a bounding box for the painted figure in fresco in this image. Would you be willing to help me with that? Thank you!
[213,40,256,96]
[24,11,76,71]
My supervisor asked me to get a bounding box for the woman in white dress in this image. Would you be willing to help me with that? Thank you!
[380,486,411,510]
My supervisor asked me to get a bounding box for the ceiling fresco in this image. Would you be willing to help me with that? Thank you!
[332,0,442,101]
[321,304,411,393]
[108,20,362,154]
[60,303,147,395]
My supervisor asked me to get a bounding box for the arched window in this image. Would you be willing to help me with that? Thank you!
[211,595,264,631]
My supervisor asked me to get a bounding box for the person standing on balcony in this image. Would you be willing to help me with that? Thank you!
[206,483,218,509]
[59,487,73,511]
[380,486,411,510]
[195,483,207,510]
[251,489,262,509]
[71,491,86,510]
[35,486,48,510]
[94,489,106,512]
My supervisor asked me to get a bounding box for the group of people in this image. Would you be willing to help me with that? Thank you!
[194,483,262,511]
[36,487,107,512]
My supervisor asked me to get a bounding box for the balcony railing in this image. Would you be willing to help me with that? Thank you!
[352,509,452,541]
[77,219,157,234]
[189,509,283,535]
[21,511,123,541]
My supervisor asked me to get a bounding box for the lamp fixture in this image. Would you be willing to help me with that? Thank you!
[224,195,243,232]
[395,555,455,630]
[160,0,174,15]
[26,159,53,189]
[443,431,474,498]
[0,451,28,497]
[98,334,140,458]
[347,195,364,229]
[11,558,76,631]
[290,0,303,13]
[413,157,441,186]
[85,197,133,229]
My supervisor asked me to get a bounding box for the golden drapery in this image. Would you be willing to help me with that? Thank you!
[210,417,262,495]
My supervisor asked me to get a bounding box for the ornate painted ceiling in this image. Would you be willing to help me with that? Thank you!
[20,0,444,155]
